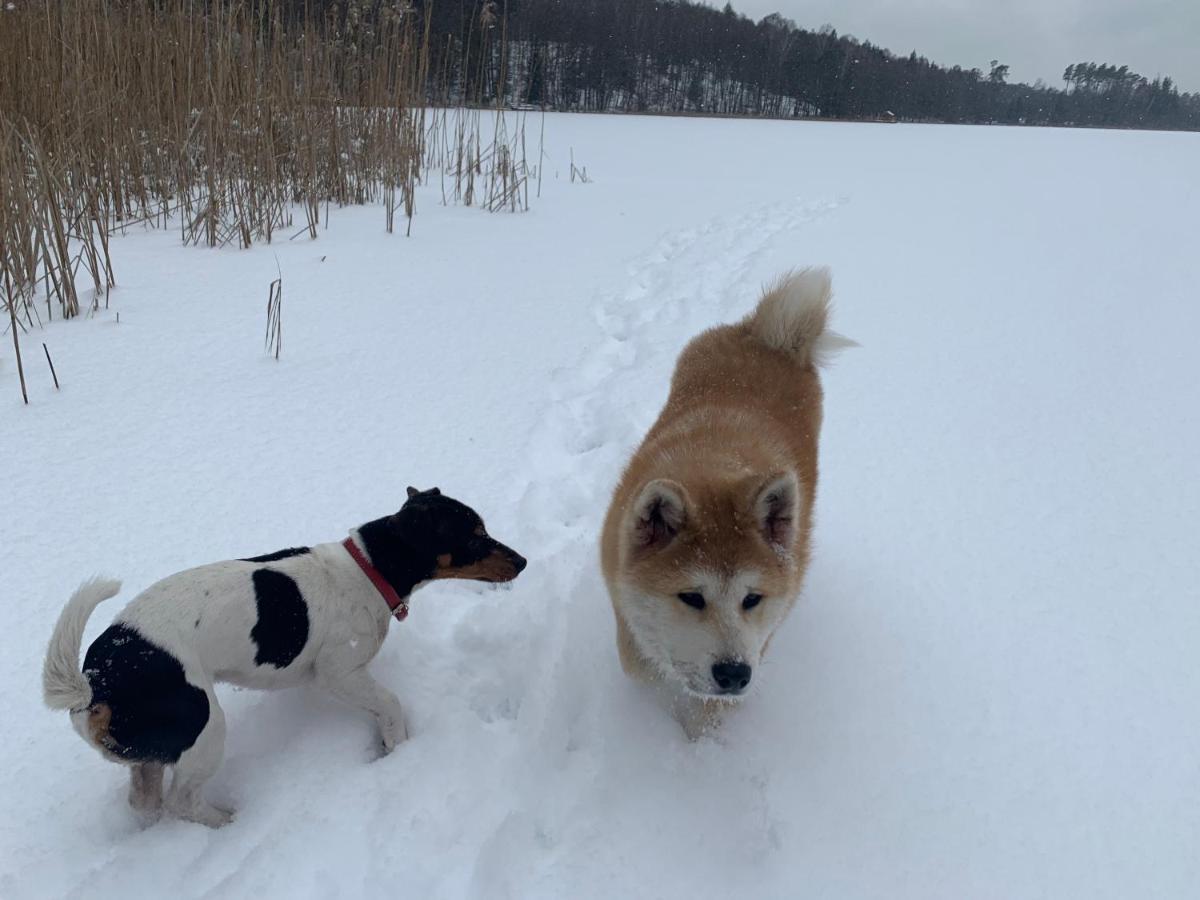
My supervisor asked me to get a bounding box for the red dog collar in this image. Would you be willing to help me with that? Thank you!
[343,537,409,622]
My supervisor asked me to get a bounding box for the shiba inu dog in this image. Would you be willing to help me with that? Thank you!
[600,269,851,737]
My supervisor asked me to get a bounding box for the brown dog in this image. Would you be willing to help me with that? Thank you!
[600,269,852,737]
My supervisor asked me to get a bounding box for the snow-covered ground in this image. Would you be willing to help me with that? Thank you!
[3,114,1199,898]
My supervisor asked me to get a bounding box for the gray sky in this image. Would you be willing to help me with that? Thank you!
[730,0,1200,93]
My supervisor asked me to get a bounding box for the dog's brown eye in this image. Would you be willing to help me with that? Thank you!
[742,593,764,611]
[677,592,706,610]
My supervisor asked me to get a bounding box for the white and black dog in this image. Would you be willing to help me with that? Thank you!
[42,487,526,827]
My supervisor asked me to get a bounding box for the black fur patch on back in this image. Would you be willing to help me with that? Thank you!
[82,625,209,764]
[250,568,310,668]
[241,546,310,563]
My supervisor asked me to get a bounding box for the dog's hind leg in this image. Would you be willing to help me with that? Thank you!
[316,663,408,753]
[129,762,164,820]
[165,693,233,828]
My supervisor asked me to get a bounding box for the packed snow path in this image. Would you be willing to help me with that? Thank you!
[3,115,1199,898]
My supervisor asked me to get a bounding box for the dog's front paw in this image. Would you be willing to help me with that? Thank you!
[379,712,409,754]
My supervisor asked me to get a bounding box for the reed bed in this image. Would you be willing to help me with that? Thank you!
[1,0,528,398]
[426,106,534,212]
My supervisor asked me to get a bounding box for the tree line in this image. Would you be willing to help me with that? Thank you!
[301,0,1200,130]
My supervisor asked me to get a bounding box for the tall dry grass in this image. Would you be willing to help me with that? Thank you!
[1,0,529,398]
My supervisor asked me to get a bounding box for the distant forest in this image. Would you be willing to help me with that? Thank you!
[321,0,1200,130]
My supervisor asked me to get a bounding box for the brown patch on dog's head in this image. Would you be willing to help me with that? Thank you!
[433,546,526,583]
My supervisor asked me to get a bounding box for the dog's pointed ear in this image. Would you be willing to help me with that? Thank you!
[429,487,441,496]
[406,486,420,499]
[753,472,799,551]
[630,479,690,551]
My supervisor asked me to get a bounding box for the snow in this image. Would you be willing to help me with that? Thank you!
[3,114,1199,898]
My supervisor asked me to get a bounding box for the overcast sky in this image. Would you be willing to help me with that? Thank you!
[730,0,1199,92]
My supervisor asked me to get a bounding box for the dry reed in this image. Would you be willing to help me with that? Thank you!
[1,0,531,402]
[265,271,283,361]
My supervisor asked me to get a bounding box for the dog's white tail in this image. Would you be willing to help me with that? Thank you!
[746,267,856,367]
[43,577,121,711]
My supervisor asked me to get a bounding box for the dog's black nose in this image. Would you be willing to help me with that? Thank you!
[510,553,527,574]
[712,660,752,694]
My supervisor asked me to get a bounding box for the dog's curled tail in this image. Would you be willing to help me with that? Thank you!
[746,267,856,367]
[43,577,120,711]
